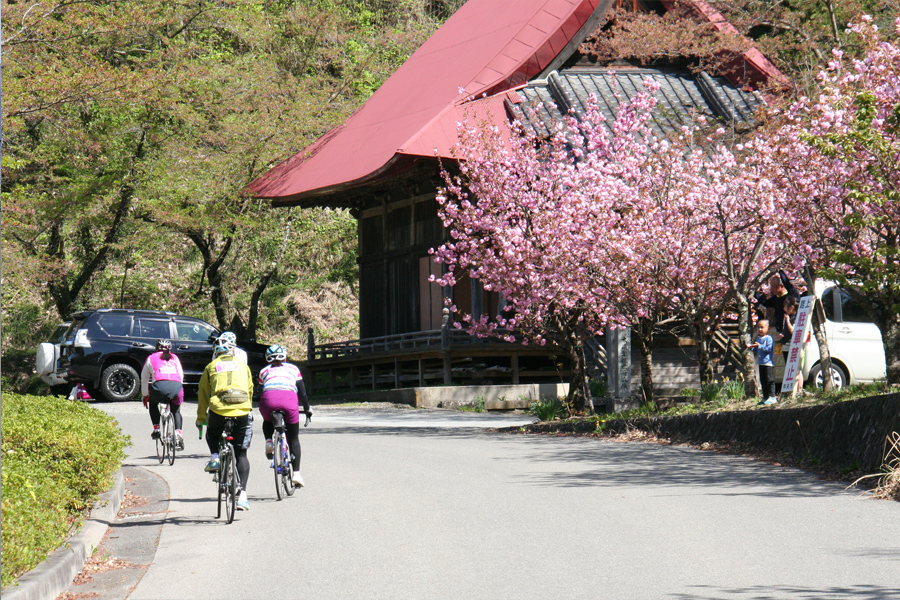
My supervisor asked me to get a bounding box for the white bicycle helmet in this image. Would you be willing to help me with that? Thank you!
[213,331,237,356]
[265,344,287,363]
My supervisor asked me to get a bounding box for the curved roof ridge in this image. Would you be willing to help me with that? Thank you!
[246,0,601,203]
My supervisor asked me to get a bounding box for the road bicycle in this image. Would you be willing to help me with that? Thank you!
[271,410,311,500]
[155,402,176,466]
[213,417,242,524]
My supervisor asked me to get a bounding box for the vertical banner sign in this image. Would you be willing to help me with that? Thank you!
[781,295,816,396]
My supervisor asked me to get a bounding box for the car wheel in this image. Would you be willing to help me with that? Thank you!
[99,363,141,402]
[808,362,848,390]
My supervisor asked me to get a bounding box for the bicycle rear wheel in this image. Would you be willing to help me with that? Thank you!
[281,436,295,497]
[273,431,284,500]
[224,449,237,524]
[155,420,165,464]
[165,413,176,465]
[215,452,224,519]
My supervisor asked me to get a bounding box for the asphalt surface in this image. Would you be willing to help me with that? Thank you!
[60,400,900,600]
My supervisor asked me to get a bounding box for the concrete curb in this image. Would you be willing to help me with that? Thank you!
[2,469,125,600]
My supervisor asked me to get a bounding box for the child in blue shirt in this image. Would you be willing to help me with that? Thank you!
[748,319,777,405]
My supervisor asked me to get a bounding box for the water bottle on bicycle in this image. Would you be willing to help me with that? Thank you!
[258,344,312,489]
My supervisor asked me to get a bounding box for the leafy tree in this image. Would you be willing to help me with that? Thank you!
[772,16,900,383]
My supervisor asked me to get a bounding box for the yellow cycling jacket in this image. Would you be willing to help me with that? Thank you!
[197,355,254,423]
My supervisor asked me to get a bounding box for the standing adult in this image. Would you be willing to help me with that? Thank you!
[756,269,801,344]
[141,339,185,449]
[197,334,254,511]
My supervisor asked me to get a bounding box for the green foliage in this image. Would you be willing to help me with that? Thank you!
[699,381,723,404]
[1,0,457,350]
[0,393,130,587]
[589,377,609,398]
[527,396,566,421]
[720,379,746,401]
[458,394,486,412]
[679,387,700,396]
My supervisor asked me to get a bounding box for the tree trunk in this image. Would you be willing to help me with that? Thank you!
[735,293,762,398]
[802,267,833,391]
[882,316,900,385]
[873,307,900,385]
[564,341,593,415]
[247,268,276,343]
[636,317,654,405]
[694,321,716,385]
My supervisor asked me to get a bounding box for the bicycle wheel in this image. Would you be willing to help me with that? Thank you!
[273,431,284,501]
[155,417,166,464]
[216,462,223,520]
[281,436,296,497]
[224,449,237,524]
[165,412,176,465]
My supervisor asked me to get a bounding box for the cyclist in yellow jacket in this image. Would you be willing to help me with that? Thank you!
[197,333,254,511]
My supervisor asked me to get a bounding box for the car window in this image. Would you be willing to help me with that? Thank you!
[51,324,71,344]
[96,314,132,337]
[134,318,170,339]
[175,319,216,342]
[822,287,836,322]
[838,288,871,323]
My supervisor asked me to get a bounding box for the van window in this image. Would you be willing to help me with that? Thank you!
[822,287,836,322]
[96,314,132,337]
[838,288,870,323]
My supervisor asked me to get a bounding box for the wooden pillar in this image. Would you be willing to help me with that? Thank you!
[418,358,424,387]
[394,357,400,388]
[350,364,356,390]
[511,354,520,385]
[328,368,335,395]
[372,363,377,390]
[307,327,315,362]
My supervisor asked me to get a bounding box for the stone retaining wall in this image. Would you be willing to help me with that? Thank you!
[525,393,900,473]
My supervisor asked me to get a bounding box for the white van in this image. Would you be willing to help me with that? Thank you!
[792,281,887,388]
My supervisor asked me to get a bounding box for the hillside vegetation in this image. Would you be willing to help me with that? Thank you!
[1,0,464,373]
[2,0,895,389]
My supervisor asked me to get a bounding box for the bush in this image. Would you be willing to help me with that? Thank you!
[527,396,566,421]
[1,393,130,588]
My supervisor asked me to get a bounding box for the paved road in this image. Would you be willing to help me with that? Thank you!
[68,401,900,600]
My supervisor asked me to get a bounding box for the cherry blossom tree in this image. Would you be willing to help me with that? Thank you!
[432,86,668,411]
[772,16,900,384]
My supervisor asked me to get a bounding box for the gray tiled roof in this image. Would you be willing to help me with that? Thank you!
[507,67,763,138]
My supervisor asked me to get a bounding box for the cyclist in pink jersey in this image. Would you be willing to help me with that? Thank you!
[258,344,311,487]
[141,339,186,449]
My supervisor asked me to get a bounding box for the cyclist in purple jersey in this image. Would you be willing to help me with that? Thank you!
[258,344,311,487]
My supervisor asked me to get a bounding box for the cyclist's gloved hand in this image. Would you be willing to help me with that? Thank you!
[143,396,149,409]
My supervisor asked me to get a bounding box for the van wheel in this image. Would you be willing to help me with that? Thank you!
[100,363,140,402]
[808,363,848,390]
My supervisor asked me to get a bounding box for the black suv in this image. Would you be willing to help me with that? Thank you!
[60,309,268,402]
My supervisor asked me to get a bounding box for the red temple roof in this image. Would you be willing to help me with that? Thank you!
[245,0,601,205]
